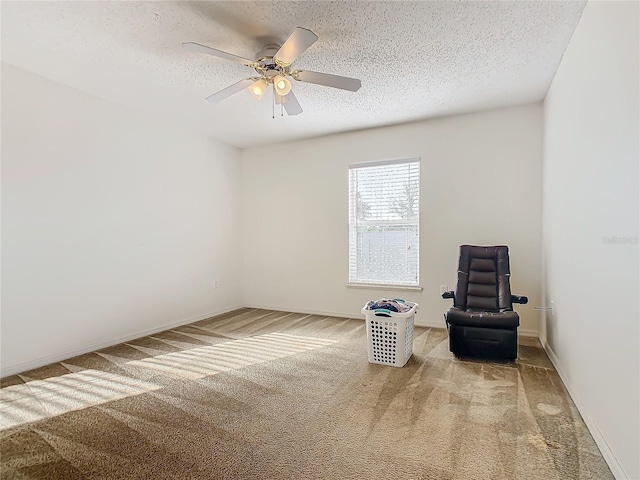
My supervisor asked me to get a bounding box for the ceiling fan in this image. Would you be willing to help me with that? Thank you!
[183,27,361,116]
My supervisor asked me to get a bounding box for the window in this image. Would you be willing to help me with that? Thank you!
[348,158,420,287]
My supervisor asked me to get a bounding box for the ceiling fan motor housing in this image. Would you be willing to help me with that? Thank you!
[254,44,292,81]
[254,44,280,62]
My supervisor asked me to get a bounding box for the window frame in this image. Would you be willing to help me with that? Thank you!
[347,157,422,291]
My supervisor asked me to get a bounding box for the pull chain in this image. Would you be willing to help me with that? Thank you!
[272,84,275,119]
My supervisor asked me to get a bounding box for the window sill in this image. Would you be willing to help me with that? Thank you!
[346,283,423,292]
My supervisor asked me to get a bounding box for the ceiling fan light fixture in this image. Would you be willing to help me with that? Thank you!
[273,75,292,96]
[249,78,268,100]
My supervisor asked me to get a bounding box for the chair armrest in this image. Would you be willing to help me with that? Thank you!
[442,291,455,300]
[511,295,528,304]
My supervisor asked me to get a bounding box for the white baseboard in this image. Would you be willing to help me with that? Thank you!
[414,320,447,330]
[244,303,450,329]
[243,304,543,336]
[540,338,629,480]
[0,305,244,378]
[519,328,539,338]
[245,303,361,320]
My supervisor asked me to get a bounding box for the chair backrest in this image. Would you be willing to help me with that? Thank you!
[454,245,513,312]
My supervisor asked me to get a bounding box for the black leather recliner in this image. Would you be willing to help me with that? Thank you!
[442,245,528,360]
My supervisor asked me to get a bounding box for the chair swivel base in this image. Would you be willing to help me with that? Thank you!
[447,324,517,360]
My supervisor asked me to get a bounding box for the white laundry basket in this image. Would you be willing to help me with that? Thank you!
[361,300,418,367]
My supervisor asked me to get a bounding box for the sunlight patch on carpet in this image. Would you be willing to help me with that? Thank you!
[0,333,337,430]
[125,332,337,379]
[0,370,162,431]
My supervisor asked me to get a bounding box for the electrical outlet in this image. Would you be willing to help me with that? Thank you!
[440,285,448,295]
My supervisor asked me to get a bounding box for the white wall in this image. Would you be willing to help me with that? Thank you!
[242,104,542,332]
[1,63,244,376]
[542,2,639,479]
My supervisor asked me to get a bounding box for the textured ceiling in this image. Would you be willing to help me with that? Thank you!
[1,1,585,149]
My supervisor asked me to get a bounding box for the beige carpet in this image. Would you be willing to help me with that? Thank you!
[1,308,613,479]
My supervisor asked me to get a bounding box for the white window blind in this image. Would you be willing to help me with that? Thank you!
[348,158,420,287]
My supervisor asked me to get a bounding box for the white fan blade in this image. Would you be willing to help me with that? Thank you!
[275,91,303,116]
[294,70,361,92]
[274,27,318,66]
[183,42,254,66]
[206,78,258,103]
